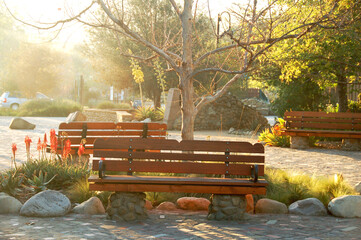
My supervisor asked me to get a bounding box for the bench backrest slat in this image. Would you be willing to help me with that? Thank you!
[92,159,264,176]
[93,138,264,153]
[284,111,361,131]
[284,111,361,119]
[56,122,167,152]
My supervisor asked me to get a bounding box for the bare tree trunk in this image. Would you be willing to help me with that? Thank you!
[180,75,195,140]
[179,0,195,140]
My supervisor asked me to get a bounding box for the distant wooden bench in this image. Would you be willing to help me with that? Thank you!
[281,111,361,148]
[88,138,267,195]
[48,122,167,155]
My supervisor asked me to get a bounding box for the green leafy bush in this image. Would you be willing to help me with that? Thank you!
[348,100,361,113]
[0,108,17,116]
[96,101,131,109]
[258,118,290,147]
[17,99,82,117]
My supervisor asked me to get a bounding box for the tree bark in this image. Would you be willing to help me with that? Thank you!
[336,71,348,112]
[179,0,195,140]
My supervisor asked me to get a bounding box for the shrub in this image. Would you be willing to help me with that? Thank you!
[348,100,361,113]
[0,108,17,116]
[96,101,131,109]
[265,168,357,206]
[17,99,82,117]
[134,106,164,121]
[258,118,290,147]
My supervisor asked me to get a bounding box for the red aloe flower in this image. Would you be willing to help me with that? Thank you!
[25,136,32,152]
[78,144,85,157]
[63,139,72,158]
[11,143,17,158]
[44,133,48,145]
[50,129,56,140]
[37,138,42,151]
[50,137,58,152]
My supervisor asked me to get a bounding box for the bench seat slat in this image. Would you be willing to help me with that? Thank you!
[92,160,265,176]
[94,138,264,153]
[89,183,267,195]
[93,151,264,163]
[88,175,267,186]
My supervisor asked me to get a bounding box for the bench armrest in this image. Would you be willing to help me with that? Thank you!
[251,164,258,182]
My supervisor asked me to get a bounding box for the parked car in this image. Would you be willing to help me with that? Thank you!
[0,91,51,110]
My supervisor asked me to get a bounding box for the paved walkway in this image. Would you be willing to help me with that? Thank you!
[0,117,360,239]
[0,210,360,239]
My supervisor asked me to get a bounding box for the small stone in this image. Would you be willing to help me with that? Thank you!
[255,199,288,214]
[0,192,23,214]
[219,200,231,208]
[341,227,358,232]
[328,195,361,218]
[231,196,241,206]
[221,207,238,215]
[145,200,153,210]
[156,202,177,211]
[354,182,361,194]
[177,197,210,211]
[72,197,105,215]
[215,211,226,220]
[266,220,278,225]
[289,198,327,216]
[122,212,136,222]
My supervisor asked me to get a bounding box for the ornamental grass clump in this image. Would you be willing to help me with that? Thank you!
[258,118,290,147]
[265,168,357,206]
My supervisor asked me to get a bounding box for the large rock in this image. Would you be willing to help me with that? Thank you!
[328,195,361,218]
[289,198,327,216]
[255,198,288,214]
[20,190,71,217]
[0,192,23,214]
[354,182,361,194]
[156,202,177,211]
[66,111,87,122]
[9,118,36,130]
[72,197,105,215]
[177,197,210,211]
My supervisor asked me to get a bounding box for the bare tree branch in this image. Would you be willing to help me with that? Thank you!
[97,0,181,72]
[3,0,95,30]
[168,0,182,17]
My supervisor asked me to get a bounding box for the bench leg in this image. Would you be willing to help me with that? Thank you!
[208,195,247,220]
[290,136,309,149]
[106,192,148,221]
[342,139,361,151]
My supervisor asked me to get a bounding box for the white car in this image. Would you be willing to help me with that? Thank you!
[0,92,50,110]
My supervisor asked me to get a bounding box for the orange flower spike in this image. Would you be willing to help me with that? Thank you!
[63,139,72,158]
[25,136,32,151]
[11,143,17,158]
[43,133,48,145]
[37,138,42,151]
[50,129,56,140]
[78,144,85,157]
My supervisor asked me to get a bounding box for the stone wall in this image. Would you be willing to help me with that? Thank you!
[171,92,269,131]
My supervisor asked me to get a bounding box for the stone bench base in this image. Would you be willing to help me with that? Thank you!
[290,136,309,149]
[106,192,248,222]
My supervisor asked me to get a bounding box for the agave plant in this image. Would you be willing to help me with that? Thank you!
[27,170,57,193]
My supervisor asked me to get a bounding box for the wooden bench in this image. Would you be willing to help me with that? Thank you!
[89,137,267,194]
[88,138,267,220]
[49,122,167,155]
[281,111,361,149]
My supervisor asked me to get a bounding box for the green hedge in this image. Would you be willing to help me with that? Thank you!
[17,99,82,117]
